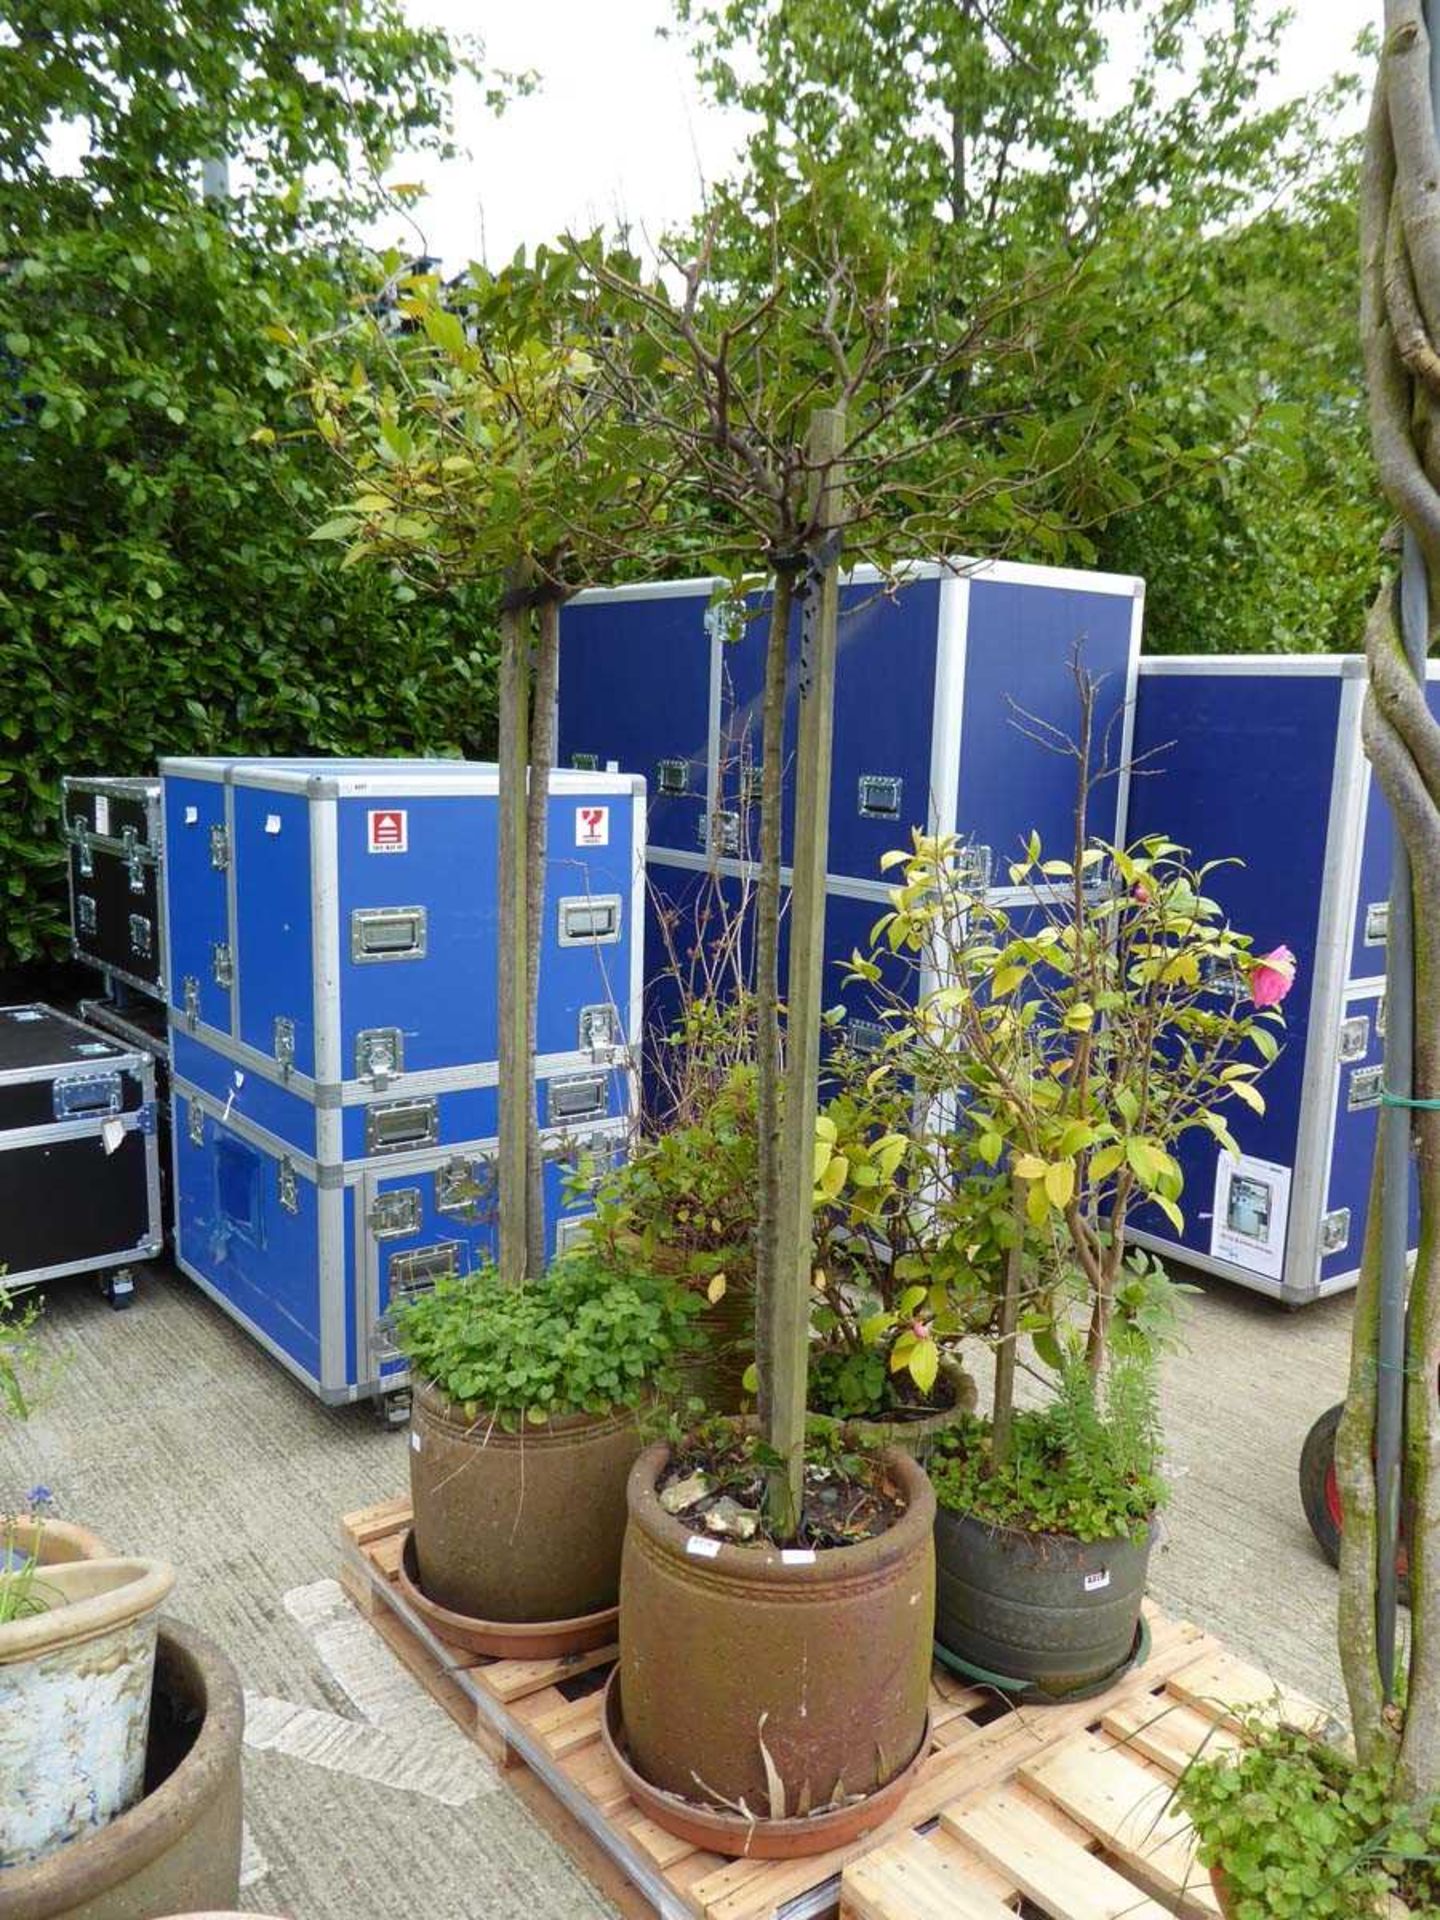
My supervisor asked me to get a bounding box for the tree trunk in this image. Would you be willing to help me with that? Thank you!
[765,407,845,1538]
[497,565,535,1288]
[753,570,794,1435]
[524,594,561,1279]
[990,1178,1025,1471]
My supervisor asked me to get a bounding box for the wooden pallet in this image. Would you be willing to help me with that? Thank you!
[339,1497,1332,1920]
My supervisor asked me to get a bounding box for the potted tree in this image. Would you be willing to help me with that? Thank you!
[573,180,1180,1853]
[1178,18,1440,1908]
[863,714,1292,1696]
[297,247,690,1650]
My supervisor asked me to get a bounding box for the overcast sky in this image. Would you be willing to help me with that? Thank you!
[372,0,1381,272]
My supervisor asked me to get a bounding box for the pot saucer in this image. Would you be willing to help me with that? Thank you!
[396,1531,619,1661]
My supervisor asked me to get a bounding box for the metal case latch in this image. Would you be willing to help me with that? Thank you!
[1321,1209,1351,1255]
[858,774,903,819]
[548,1071,609,1126]
[369,1188,422,1238]
[1348,1065,1384,1112]
[273,1016,296,1077]
[187,1098,205,1147]
[1365,902,1389,947]
[1338,1015,1370,1064]
[211,941,234,989]
[356,1028,404,1091]
[75,822,94,877]
[436,1154,494,1221]
[53,1072,123,1121]
[956,842,993,895]
[351,906,427,964]
[365,1097,439,1155]
[700,810,741,857]
[657,758,690,797]
[76,895,97,936]
[558,896,622,946]
[128,914,153,960]
[122,826,145,894]
[570,751,600,772]
[183,975,201,1031]
[579,1003,620,1059]
[277,1158,299,1215]
[209,824,230,870]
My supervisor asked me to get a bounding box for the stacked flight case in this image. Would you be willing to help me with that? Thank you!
[558,559,1145,1062]
[1126,656,1439,1306]
[0,1004,162,1293]
[161,756,645,1415]
[62,776,166,1000]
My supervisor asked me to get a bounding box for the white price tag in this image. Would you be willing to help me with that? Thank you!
[411,1431,422,1452]
[1083,1569,1111,1593]
[685,1535,723,1559]
[781,1549,816,1566]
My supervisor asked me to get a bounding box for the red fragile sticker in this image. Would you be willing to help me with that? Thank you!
[575,805,610,847]
[368,808,408,854]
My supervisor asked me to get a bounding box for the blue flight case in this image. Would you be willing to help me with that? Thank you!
[558,559,1145,1058]
[159,756,645,1411]
[1127,656,1438,1306]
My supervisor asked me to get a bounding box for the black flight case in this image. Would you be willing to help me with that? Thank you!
[0,1004,163,1305]
[60,776,165,1001]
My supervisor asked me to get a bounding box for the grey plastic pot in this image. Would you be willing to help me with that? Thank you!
[934,1505,1155,1696]
[0,1618,245,1920]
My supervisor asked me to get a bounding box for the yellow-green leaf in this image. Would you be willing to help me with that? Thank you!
[1044,1159,1075,1209]
[907,1338,940,1397]
[706,1274,727,1305]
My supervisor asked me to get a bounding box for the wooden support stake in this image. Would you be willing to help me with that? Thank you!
[766,405,845,1535]
[498,563,535,1287]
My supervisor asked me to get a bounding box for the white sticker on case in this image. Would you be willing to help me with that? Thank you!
[101,1117,125,1155]
[265,814,282,835]
[94,795,110,836]
[411,1430,422,1452]
[185,806,199,826]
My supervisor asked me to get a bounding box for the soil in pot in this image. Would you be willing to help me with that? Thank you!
[0,1617,245,1920]
[1,1556,175,1866]
[617,1428,935,1856]
[410,1383,644,1625]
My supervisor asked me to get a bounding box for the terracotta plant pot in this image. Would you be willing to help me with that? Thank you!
[410,1382,644,1625]
[617,1442,935,1856]
[673,1282,755,1414]
[0,1618,244,1919]
[934,1506,1154,1696]
[1,1556,175,1866]
[3,1518,109,1569]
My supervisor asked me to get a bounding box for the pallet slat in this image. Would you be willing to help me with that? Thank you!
[1021,1732,1220,1918]
[945,1786,1175,1920]
[841,1832,1018,1920]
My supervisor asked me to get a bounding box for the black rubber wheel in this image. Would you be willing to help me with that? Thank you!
[1299,1402,1343,1569]
[1299,1401,1411,1605]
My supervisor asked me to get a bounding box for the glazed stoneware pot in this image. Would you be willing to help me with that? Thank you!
[0,1618,244,1920]
[934,1506,1154,1696]
[616,1443,935,1854]
[409,1382,644,1624]
[1,1557,175,1866]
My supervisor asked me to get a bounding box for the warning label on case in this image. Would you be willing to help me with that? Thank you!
[368,809,408,854]
[575,805,610,847]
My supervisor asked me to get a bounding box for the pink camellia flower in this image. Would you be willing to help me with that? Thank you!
[1250,945,1297,1009]
[1132,881,1151,905]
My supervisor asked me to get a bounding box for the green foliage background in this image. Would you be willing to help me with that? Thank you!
[0,0,498,965]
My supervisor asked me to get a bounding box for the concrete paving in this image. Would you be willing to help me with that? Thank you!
[0,1258,1355,1917]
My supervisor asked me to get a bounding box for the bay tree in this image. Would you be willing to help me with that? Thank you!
[670,0,1381,654]
[292,248,678,1283]
[577,176,1194,1532]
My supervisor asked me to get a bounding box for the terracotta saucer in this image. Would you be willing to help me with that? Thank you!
[395,1530,619,1661]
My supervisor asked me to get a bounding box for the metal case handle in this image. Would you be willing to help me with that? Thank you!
[54,1072,123,1121]
[351,906,428,963]
[365,1097,439,1154]
[557,896,622,946]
